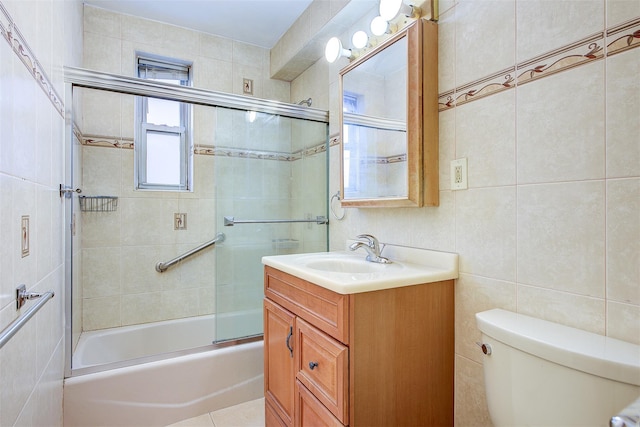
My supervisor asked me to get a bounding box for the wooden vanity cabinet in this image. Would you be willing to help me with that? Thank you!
[264,265,454,427]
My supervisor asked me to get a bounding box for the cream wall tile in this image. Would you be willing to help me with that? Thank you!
[516,0,604,62]
[454,355,492,427]
[82,90,123,137]
[407,191,456,251]
[606,178,640,305]
[12,64,37,181]
[84,5,121,38]
[455,273,516,363]
[82,145,122,196]
[82,247,121,298]
[607,0,640,28]
[81,208,122,248]
[83,296,121,331]
[438,4,456,93]
[607,301,640,344]
[456,90,516,188]
[120,15,200,59]
[232,41,266,68]
[36,187,53,282]
[13,179,37,288]
[0,303,37,426]
[455,0,515,86]
[439,107,455,190]
[517,284,605,334]
[122,245,178,294]
[35,92,53,187]
[455,186,517,281]
[120,198,180,246]
[0,175,15,310]
[517,61,605,184]
[199,33,233,62]
[83,32,122,74]
[194,57,233,92]
[121,292,163,326]
[606,48,640,178]
[517,181,605,297]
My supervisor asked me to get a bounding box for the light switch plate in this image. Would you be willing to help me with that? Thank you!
[451,158,468,190]
[21,215,29,257]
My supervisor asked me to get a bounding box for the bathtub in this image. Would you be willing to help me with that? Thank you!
[72,311,262,369]
[63,313,264,426]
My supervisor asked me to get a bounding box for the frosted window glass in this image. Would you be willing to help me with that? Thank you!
[146,132,181,185]
[147,98,181,127]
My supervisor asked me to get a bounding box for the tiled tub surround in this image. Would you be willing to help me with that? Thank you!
[78,107,328,332]
[320,1,640,426]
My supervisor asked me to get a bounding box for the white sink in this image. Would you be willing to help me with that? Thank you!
[262,244,458,294]
[304,256,402,274]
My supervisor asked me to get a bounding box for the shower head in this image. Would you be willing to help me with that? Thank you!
[297,97,312,107]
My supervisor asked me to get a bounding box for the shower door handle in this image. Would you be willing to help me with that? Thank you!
[285,326,293,358]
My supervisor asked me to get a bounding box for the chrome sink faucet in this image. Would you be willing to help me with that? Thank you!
[349,234,392,264]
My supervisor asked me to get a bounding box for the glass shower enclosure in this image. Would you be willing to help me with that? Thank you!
[64,68,328,374]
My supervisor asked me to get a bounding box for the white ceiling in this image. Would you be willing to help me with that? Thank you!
[83,0,314,49]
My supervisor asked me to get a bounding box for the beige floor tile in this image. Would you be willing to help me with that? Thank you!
[166,413,214,427]
[167,398,265,427]
[210,398,265,427]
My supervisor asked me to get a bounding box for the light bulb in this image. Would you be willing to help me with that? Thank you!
[324,37,351,63]
[379,0,403,21]
[351,31,368,49]
[370,16,388,36]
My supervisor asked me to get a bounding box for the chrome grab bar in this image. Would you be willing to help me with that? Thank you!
[224,216,328,226]
[0,286,55,349]
[155,232,225,273]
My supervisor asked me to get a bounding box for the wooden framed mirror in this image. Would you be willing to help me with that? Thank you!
[339,18,438,208]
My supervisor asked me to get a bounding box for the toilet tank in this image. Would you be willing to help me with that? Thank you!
[476,309,640,427]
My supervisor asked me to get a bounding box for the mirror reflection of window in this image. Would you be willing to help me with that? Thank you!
[343,93,360,193]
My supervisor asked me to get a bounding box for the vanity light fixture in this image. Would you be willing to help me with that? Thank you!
[325,37,352,63]
[379,0,421,21]
[351,31,369,49]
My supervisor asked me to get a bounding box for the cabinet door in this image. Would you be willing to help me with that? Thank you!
[264,299,296,427]
[296,380,343,427]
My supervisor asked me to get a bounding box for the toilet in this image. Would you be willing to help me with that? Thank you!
[476,309,640,426]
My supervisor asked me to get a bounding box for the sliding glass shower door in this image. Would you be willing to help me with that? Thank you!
[213,107,329,342]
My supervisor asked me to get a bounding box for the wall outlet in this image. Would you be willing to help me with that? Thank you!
[450,158,468,190]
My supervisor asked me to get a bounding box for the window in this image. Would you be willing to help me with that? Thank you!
[135,55,193,191]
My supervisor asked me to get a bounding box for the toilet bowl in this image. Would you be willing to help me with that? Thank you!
[476,309,640,426]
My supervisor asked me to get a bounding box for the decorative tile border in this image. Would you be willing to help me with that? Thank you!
[439,17,640,111]
[83,135,135,149]
[0,2,64,117]
[80,134,329,162]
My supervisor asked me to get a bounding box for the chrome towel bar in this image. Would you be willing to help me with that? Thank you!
[0,286,55,350]
[156,232,225,273]
[224,216,328,226]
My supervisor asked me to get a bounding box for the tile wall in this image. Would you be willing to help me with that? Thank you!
[298,0,640,425]
[0,0,82,425]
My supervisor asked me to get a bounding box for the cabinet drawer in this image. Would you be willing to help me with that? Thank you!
[265,266,349,343]
[295,380,343,427]
[295,318,348,424]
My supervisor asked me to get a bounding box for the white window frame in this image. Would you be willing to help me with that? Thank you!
[135,54,193,191]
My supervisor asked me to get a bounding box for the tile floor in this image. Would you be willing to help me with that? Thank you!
[167,398,265,427]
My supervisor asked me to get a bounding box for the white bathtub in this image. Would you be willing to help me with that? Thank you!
[72,311,262,369]
[64,313,264,426]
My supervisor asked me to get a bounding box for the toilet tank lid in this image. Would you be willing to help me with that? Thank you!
[476,309,640,386]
